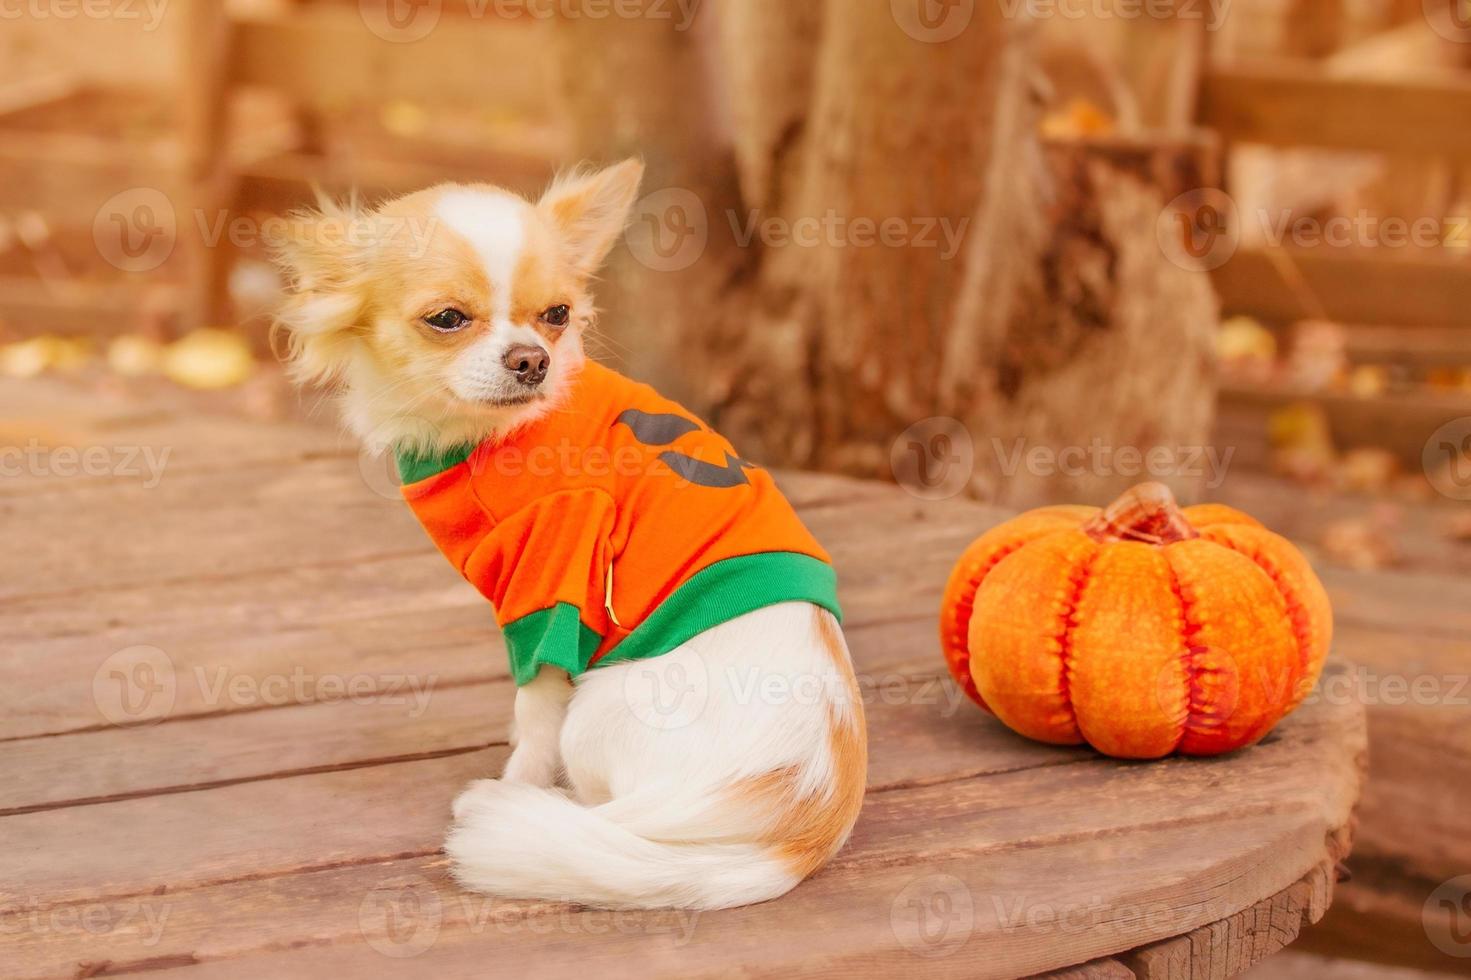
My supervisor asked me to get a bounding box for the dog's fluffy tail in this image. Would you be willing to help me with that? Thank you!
[446,779,803,910]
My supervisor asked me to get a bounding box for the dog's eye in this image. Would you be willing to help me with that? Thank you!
[542,305,570,328]
[425,309,470,332]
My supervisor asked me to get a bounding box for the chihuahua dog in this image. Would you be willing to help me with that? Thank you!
[273,159,866,910]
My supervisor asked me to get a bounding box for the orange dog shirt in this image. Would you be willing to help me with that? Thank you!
[397,361,840,685]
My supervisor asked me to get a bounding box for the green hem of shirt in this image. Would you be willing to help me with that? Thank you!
[501,552,842,687]
[397,443,477,486]
[502,603,604,687]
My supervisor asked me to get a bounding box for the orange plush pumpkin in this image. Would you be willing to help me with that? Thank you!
[939,482,1332,758]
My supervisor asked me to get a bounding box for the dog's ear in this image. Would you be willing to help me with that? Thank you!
[271,197,370,386]
[538,158,644,276]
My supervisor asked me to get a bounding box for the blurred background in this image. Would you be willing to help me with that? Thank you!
[1,0,1469,975]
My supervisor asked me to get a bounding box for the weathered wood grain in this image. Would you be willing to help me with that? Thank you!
[0,670,1363,979]
[3,816,1332,980]
[1200,60,1471,160]
[0,380,1371,978]
[1219,382,1471,470]
[1212,247,1471,330]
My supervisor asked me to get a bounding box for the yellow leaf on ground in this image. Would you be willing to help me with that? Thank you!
[107,335,165,377]
[162,328,255,390]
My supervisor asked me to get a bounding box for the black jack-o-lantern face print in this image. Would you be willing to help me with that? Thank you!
[614,409,756,489]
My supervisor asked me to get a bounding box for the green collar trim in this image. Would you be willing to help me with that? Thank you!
[395,443,478,486]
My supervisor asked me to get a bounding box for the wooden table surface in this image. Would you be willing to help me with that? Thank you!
[0,379,1368,979]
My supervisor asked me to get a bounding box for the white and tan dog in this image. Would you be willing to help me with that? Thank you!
[274,160,866,910]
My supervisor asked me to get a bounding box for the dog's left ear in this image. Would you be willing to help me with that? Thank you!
[270,196,372,387]
[538,158,644,276]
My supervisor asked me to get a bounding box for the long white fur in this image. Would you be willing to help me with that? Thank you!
[448,602,857,910]
[276,164,863,911]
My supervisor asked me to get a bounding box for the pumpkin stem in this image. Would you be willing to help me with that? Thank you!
[1083,482,1199,546]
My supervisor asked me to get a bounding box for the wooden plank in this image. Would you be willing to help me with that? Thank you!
[1324,18,1471,76]
[0,633,1006,815]
[0,72,82,120]
[0,508,968,742]
[0,816,1324,980]
[1212,247,1471,329]
[0,685,1362,978]
[0,530,959,738]
[235,146,557,209]
[0,666,1362,908]
[0,713,1350,908]
[1119,858,1342,979]
[1200,60,1471,159]
[1246,949,1458,979]
[2,597,1443,822]
[231,10,553,116]
[1294,885,1471,974]
[0,380,1381,975]
[0,277,171,337]
[1319,563,1471,638]
[1211,472,1471,576]
[1220,381,1471,463]
[1335,323,1471,368]
[0,421,918,588]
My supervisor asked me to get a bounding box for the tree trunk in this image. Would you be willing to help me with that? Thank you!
[551,0,1219,507]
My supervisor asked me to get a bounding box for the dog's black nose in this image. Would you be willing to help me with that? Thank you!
[503,344,549,386]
